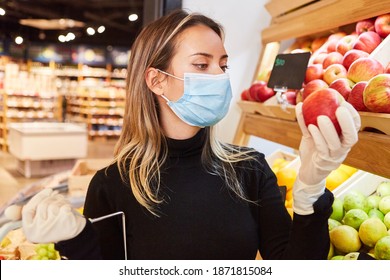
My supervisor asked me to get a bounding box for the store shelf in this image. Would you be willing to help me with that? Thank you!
[234,1,390,179]
[66,86,125,139]
[0,89,61,151]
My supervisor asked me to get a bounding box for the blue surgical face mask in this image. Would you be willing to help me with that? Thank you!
[157,70,232,127]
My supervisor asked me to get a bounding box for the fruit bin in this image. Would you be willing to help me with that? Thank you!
[279,157,364,195]
[332,171,389,200]
[237,99,296,121]
[265,148,298,167]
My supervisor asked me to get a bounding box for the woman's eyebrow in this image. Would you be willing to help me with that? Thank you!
[190,53,228,59]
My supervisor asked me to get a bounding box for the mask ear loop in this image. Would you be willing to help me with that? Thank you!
[160,94,170,103]
[157,69,184,81]
[89,211,127,260]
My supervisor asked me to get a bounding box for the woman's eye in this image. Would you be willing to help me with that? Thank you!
[193,64,208,70]
[221,65,229,72]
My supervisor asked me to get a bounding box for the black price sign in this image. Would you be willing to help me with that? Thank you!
[267,52,311,90]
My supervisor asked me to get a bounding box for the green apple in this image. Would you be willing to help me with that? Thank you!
[331,255,345,260]
[342,209,368,230]
[330,197,344,222]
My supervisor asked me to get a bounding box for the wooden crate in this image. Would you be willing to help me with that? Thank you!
[238,97,296,121]
[359,112,390,136]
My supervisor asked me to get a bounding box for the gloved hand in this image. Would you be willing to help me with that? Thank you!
[293,101,361,215]
[22,188,86,244]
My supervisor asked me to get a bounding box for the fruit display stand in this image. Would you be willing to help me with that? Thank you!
[233,0,390,179]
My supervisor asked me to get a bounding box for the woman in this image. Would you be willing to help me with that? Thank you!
[21,9,360,260]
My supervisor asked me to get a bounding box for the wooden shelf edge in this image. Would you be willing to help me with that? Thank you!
[262,0,390,43]
[236,112,390,179]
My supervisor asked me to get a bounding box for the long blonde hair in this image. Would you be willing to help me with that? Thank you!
[114,9,255,216]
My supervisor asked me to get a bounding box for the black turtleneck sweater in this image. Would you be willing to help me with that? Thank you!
[56,129,333,260]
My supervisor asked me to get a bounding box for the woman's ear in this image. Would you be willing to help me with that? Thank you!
[145,68,164,95]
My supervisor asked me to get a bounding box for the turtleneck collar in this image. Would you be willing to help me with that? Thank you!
[165,128,207,157]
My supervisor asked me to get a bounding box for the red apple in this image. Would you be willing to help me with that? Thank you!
[342,49,369,70]
[323,63,348,85]
[249,81,275,102]
[363,73,390,113]
[284,90,297,105]
[329,78,355,100]
[311,51,328,65]
[302,79,328,100]
[323,52,344,69]
[326,32,347,52]
[305,64,324,84]
[374,13,390,38]
[347,57,384,83]
[355,18,376,35]
[352,31,382,54]
[302,88,344,135]
[311,37,328,52]
[336,34,358,55]
[241,89,250,101]
[347,81,369,111]
[249,81,265,101]
[386,62,390,74]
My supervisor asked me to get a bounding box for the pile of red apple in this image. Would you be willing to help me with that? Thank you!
[241,13,390,115]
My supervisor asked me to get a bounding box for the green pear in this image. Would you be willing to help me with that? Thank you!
[376,181,390,197]
[330,225,361,254]
[328,218,342,231]
[343,190,370,213]
[379,196,390,215]
[330,197,344,222]
[368,208,385,221]
[343,252,360,260]
[359,217,388,247]
[374,236,390,260]
[384,212,390,229]
[342,209,368,230]
[366,195,381,210]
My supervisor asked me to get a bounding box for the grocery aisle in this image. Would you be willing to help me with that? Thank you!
[0,138,117,206]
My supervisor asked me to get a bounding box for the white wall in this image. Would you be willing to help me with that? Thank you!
[182,0,294,156]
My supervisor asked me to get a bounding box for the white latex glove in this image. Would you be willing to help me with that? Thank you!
[293,101,361,215]
[22,188,86,243]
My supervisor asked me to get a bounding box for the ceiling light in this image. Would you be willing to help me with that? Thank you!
[66,32,75,41]
[128,14,138,22]
[87,27,95,35]
[15,36,23,45]
[97,25,105,33]
[0,8,5,16]
[58,35,66,42]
